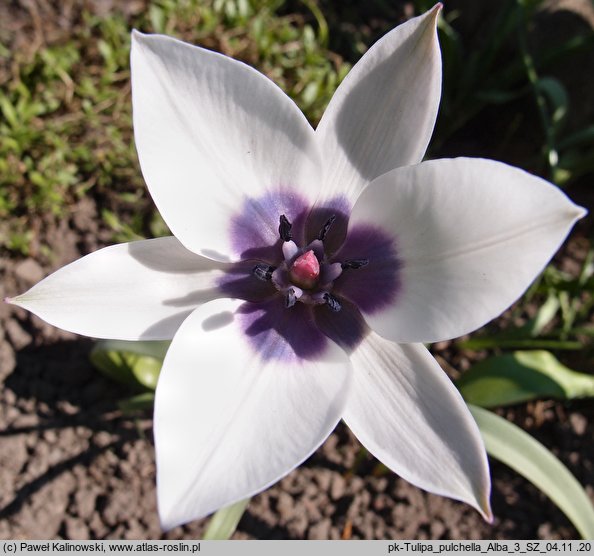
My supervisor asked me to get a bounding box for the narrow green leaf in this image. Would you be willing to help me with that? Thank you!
[530,294,560,336]
[574,326,594,337]
[90,340,169,390]
[459,337,581,350]
[0,95,19,129]
[475,87,526,104]
[469,405,594,539]
[558,124,594,150]
[300,0,329,47]
[578,248,594,286]
[458,351,594,408]
[535,77,569,125]
[93,339,170,360]
[202,498,250,540]
[118,392,155,412]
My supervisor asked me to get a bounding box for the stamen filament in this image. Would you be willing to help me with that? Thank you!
[282,240,299,261]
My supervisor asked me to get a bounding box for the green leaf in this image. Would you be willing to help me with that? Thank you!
[469,405,594,539]
[118,392,155,413]
[458,337,581,350]
[558,124,594,150]
[202,498,250,540]
[530,294,560,336]
[475,87,526,104]
[458,351,594,408]
[90,340,169,390]
[535,77,569,126]
[0,95,19,129]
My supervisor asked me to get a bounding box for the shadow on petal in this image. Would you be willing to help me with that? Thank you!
[127,237,225,272]
[201,311,234,331]
[315,297,369,354]
[140,311,194,340]
[217,261,279,303]
[237,299,329,363]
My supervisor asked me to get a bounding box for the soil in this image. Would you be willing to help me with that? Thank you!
[1,0,593,542]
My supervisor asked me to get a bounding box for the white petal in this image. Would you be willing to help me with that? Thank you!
[316,5,441,204]
[131,31,321,261]
[343,334,492,519]
[7,237,226,340]
[155,298,351,529]
[349,158,586,343]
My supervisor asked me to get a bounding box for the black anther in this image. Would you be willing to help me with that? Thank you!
[253,264,276,281]
[341,258,369,270]
[285,288,297,308]
[318,214,336,241]
[279,214,293,242]
[323,293,342,312]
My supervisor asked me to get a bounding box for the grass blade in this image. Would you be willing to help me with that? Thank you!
[202,499,250,540]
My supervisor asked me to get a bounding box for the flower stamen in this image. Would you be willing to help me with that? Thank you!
[318,214,336,241]
[279,214,293,242]
[341,258,369,270]
[252,214,373,314]
[253,264,276,281]
[285,288,297,308]
[323,292,342,312]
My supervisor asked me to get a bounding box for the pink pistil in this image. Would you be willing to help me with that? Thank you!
[289,250,320,289]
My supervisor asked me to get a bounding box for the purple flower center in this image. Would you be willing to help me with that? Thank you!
[252,212,370,314]
[219,192,402,361]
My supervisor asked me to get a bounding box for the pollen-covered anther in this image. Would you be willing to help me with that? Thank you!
[253,264,276,281]
[289,250,320,289]
[285,288,297,308]
[278,214,293,242]
[341,258,369,270]
[318,214,336,241]
[323,292,342,312]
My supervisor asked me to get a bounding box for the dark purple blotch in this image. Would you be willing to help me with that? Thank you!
[314,297,368,353]
[331,224,401,314]
[222,191,400,362]
[304,196,351,256]
[237,299,328,363]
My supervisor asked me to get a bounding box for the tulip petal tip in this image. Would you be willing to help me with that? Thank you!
[483,507,495,524]
[567,202,587,223]
[131,29,149,47]
[477,492,494,524]
[429,3,443,17]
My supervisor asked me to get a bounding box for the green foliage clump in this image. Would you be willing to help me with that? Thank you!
[0,0,347,255]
